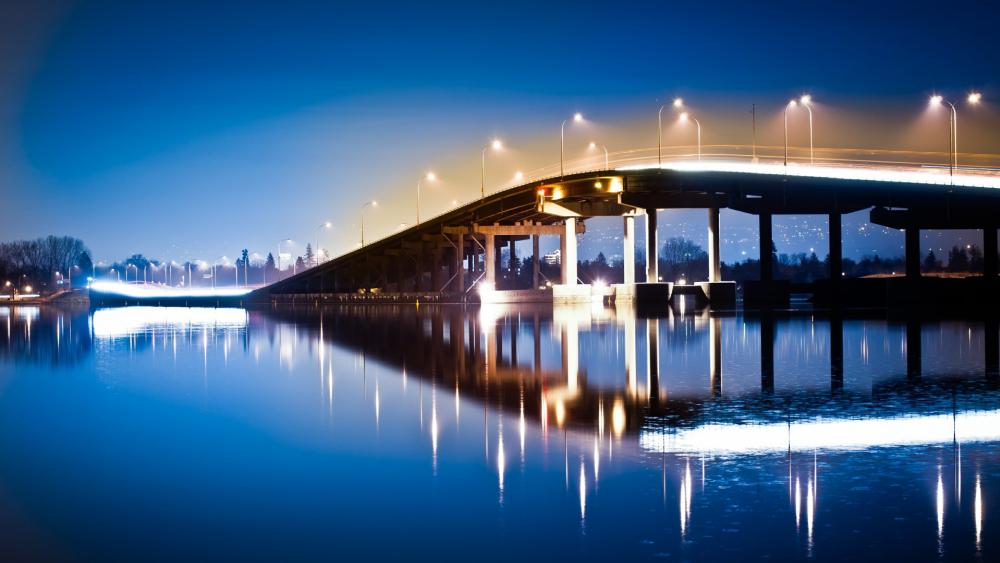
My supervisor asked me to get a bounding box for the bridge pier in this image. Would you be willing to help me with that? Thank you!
[708,208,720,283]
[508,239,517,288]
[744,212,788,307]
[905,227,920,279]
[485,233,496,289]
[532,234,540,289]
[624,215,636,285]
[645,210,658,282]
[561,218,578,284]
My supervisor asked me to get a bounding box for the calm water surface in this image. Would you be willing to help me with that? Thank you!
[1,302,998,561]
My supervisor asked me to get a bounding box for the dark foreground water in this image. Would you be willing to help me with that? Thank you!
[1,302,998,562]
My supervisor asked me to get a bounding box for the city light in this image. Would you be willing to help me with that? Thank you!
[968,91,982,104]
[929,94,944,106]
[673,97,684,108]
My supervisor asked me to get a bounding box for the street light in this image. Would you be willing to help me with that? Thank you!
[659,98,684,166]
[315,221,333,267]
[416,172,436,224]
[930,92,982,178]
[589,142,609,170]
[126,264,137,284]
[481,139,503,198]
[784,100,797,168]
[799,95,815,164]
[678,112,702,161]
[360,200,377,247]
[560,112,583,177]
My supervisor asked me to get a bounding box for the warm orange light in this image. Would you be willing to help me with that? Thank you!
[426,171,436,181]
[491,139,503,150]
[588,141,596,149]
[514,170,524,181]
[679,112,689,122]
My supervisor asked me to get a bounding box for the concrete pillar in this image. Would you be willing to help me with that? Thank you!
[905,227,921,279]
[645,210,658,282]
[532,234,540,289]
[562,218,577,285]
[984,227,998,278]
[759,213,773,282]
[829,212,843,281]
[454,234,465,294]
[623,215,635,285]
[431,248,442,293]
[708,208,721,282]
[508,239,516,287]
[485,233,496,287]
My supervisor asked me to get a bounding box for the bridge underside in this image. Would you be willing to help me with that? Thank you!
[257,168,1000,308]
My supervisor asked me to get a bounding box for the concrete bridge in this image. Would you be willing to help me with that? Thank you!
[258,155,1000,308]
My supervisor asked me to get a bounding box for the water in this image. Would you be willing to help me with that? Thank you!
[1,302,998,562]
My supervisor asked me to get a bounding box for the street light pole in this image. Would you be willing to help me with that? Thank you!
[784,100,797,168]
[929,94,980,180]
[589,142,609,170]
[481,140,502,198]
[657,104,665,167]
[315,222,332,267]
[800,95,814,164]
[360,201,377,247]
[679,113,702,160]
[416,172,435,224]
[560,113,583,177]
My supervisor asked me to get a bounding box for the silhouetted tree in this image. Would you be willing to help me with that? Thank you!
[923,250,941,272]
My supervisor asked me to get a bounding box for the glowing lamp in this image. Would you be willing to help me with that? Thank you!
[491,139,503,150]
[673,98,684,108]
[930,95,944,106]
[573,112,583,122]
[968,92,982,104]
[800,94,812,105]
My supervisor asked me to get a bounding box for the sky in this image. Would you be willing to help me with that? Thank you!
[2,0,999,264]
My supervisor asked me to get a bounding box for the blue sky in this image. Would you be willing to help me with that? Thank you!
[2,0,998,263]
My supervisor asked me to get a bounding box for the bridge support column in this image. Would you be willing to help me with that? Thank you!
[708,208,720,283]
[494,237,503,287]
[431,248,442,293]
[485,233,496,288]
[759,213,773,282]
[645,210,658,282]
[905,227,920,279]
[623,215,635,285]
[562,218,577,285]
[532,234,540,289]
[829,212,843,281]
[453,234,465,294]
[508,239,517,288]
[984,227,998,278]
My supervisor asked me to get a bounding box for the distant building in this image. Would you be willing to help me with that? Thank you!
[544,249,561,265]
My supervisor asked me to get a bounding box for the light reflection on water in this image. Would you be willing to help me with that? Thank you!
[0,303,997,562]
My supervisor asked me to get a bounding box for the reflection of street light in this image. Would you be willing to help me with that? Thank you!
[481,139,503,198]
[315,222,332,267]
[360,200,377,247]
[678,112,702,161]
[416,172,436,224]
[560,112,584,177]
[588,142,608,170]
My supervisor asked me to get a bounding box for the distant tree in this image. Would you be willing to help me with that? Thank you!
[77,251,94,283]
[295,256,306,272]
[923,250,940,272]
[304,244,315,267]
[947,246,969,272]
[264,253,277,284]
[968,244,984,272]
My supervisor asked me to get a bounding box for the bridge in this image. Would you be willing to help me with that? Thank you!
[258,146,1000,308]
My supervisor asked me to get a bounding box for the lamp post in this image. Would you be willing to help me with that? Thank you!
[360,200,377,247]
[416,172,436,224]
[561,113,583,177]
[659,98,684,167]
[589,142,609,170]
[799,95,814,164]
[784,100,797,168]
[481,139,502,198]
[930,92,981,178]
[678,112,702,161]
[126,264,137,284]
[315,222,332,267]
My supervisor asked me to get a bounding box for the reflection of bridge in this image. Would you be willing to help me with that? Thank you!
[258,304,1000,436]
[258,151,1000,307]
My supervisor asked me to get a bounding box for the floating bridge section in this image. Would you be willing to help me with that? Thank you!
[256,163,1000,308]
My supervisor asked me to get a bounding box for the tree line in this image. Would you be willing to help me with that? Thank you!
[0,236,92,292]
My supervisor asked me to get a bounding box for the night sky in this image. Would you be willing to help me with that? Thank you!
[2,0,999,264]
